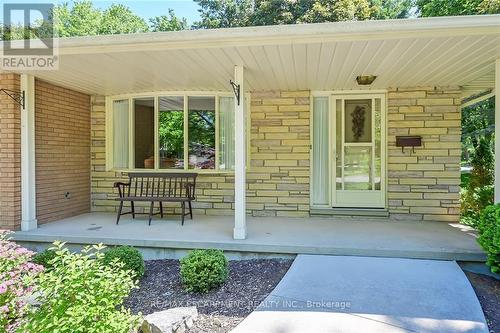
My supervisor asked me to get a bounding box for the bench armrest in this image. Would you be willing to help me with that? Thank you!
[113,182,130,198]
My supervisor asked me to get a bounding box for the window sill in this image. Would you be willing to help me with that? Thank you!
[110,168,235,175]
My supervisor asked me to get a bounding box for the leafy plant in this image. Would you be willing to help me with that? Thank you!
[32,249,57,270]
[180,249,228,293]
[103,246,145,279]
[0,230,43,333]
[477,204,500,273]
[20,242,141,333]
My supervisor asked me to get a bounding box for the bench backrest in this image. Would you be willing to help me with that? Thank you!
[127,172,197,199]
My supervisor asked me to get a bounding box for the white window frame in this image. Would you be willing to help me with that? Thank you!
[105,91,251,173]
[310,90,388,209]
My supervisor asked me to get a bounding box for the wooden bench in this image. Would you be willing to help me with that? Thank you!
[114,172,197,225]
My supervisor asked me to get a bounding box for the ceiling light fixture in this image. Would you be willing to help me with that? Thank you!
[356,75,377,85]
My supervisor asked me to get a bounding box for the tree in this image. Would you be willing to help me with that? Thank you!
[193,0,254,29]
[250,0,297,26]
[150,9,189,32]
[416,0,500,16]
[298,0,372,23]
[99,4,149,35]
[370,0,414,19]
[53,1,101,37]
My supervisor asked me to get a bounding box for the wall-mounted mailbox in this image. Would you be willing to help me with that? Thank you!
[396,136,422,153]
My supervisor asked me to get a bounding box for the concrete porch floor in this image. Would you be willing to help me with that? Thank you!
[13,213,486,261]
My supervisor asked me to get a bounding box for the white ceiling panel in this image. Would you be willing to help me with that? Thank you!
[3,15,499,96]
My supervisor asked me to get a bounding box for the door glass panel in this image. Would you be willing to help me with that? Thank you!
[159,96,184,169]
[344,146,372,190]
[133,97,155,169]
[344,99,372,143]
[312,97,329,205]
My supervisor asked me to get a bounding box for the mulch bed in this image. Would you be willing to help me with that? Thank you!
[125,258,293,333]
[465,271,500,333]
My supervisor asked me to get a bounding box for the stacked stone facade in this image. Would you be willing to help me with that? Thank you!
[90,91,311,217]
[0,82,463,230]
[387,87,461,222]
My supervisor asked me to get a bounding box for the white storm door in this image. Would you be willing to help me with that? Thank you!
[332,94,386,208]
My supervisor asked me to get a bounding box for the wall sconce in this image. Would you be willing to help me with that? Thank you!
[356,75,377,85]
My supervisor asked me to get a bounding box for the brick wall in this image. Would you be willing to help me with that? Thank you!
[387,87,461,222]
[35,80,91,224]
[90,91,310,217]
[0,73,21,230]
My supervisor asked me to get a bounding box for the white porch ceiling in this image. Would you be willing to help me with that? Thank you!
[3,15,500,96]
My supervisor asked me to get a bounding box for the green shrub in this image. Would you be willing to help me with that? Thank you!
[461,185,494,228]
[103,246,145,279]
[180,249,228,293]
[32,249,57,270]
[20,242,141,333]
[478,204,500,273]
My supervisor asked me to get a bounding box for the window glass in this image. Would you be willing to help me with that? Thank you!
[188,96,216,169]
[134,97,155,169]
[159,96,184,169]
[344,99,372,143]
[112,99,129,169]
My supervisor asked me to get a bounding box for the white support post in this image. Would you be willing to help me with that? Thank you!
[20,74,37,231]
[496,59,500,203]
[233,65,247,239]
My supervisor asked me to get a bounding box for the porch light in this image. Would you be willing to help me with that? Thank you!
[356,75,377,85]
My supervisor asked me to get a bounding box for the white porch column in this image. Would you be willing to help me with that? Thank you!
[233,65,247,239]
[20,74,37,230]
[496,59,500,203]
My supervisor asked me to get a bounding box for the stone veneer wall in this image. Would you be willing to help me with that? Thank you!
[0,73,21,230]
[387,87,461,222]
[90,91,310,217]
[91,87,461,222]
[35,80,91,224]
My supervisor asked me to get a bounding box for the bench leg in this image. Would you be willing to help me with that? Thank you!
[181,202,185,226]
[131,201,135,219]
[159,201,164,218]
[188,201,193,219]
[148,201,154,226]
[116,201,123,225]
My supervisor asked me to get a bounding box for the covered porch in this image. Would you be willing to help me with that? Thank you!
[13,212,485,261]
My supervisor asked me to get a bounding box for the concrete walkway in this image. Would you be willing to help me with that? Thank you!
[232,255,488,333]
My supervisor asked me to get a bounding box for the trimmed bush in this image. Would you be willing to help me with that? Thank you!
[478,204,500,273]
[32,249,57,270]
[103,246,145,279]
[180,249,228,293]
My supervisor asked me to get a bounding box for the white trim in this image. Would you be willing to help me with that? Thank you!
[461,91,495,108]
[310,90,387,209]
[233,65,247,240]
[20,74,37,231]
[495,59,500,203]
[5,16,496,56]
[106,91,239,172]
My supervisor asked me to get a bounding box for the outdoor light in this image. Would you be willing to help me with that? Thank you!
[356,75,377,85]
